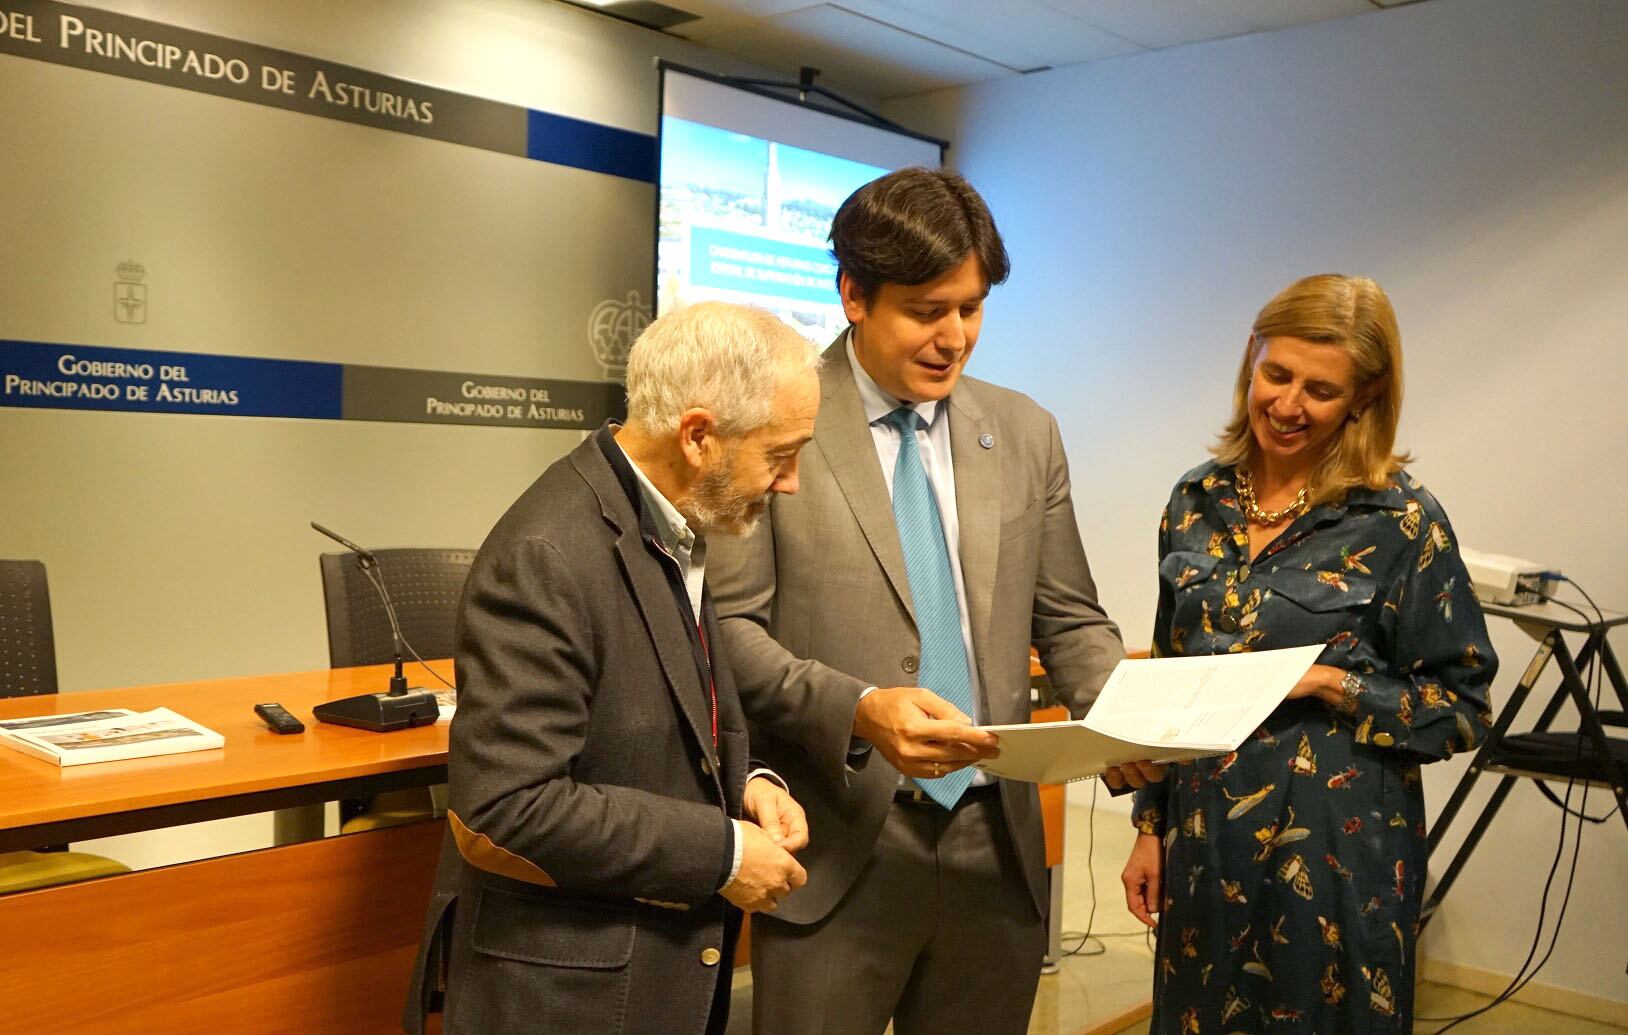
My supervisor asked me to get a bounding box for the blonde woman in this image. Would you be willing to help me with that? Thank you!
[1121,274,1496,1032]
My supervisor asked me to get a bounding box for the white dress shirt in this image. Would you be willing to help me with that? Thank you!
[846,337,992,787]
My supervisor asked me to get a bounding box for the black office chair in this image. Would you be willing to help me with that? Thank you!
[318,549,474,833]
[0,560,130,892]
[319,549,475,673]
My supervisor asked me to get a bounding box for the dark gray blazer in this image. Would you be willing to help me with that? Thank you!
[404,426,750,1035]
[708,342,1125,926]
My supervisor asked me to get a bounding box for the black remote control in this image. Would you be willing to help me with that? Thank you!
[254,702,305,734]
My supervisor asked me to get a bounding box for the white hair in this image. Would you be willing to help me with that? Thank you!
[624,302,821,435]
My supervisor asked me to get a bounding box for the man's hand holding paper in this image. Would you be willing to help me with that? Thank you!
[853,685,1001,779]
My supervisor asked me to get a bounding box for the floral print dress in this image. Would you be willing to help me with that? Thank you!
[1133,461,1497,1033]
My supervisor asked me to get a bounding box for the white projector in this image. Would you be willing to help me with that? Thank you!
[1459,547,1559,606]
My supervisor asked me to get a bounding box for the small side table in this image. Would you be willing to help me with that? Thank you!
[1421,600,1628,925]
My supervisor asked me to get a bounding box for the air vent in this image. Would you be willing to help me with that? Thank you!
[560,0,700,32]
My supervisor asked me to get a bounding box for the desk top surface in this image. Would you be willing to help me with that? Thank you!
[0,662,451,833]
[1481,599,1628,632]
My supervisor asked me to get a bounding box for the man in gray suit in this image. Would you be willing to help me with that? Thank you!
[707,169,1126,1034]
[405,302,820,1035]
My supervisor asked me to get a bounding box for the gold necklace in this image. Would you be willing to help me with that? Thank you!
[1237,468,1308,526]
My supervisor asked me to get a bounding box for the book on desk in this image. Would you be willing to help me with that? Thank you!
[0,708,225,767]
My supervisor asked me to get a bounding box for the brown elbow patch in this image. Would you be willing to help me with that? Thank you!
[448,810,557,888]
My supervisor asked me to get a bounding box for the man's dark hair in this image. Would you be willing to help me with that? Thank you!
[829,167,1010,303]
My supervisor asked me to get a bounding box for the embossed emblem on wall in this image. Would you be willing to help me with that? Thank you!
[114,260,147,324]
[587,290,650,380]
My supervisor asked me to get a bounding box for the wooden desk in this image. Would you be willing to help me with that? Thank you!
[0,664,450,1035]
[0,662,450,852]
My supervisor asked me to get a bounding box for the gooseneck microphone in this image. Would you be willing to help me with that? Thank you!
[309,522,439,732]
[313,521,410,695]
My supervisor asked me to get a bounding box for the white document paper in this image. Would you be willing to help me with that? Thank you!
[431,688,456,722]
[974,644,1325,784]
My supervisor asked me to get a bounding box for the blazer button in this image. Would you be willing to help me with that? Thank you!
[700,755,713,776]
[700,947,722,967]
[1216,613,1239,633]
[902,655,919,675]
[1372,732,1396,748]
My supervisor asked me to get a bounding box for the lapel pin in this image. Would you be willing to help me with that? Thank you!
[979,433,995,449]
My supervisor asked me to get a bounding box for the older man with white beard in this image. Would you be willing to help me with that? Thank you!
[404,301,822,1035]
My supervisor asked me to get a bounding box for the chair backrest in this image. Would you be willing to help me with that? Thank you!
[319,549,475,668]
[0,560,59,698]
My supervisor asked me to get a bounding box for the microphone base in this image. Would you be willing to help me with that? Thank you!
[314,689,440,732]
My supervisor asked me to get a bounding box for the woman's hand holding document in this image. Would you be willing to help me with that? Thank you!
[973,644,1326,784]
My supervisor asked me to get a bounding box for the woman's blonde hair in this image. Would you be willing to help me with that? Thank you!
[1214,274,1411,506]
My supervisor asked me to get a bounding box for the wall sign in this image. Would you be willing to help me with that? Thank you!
[0,0,656,181]
[0,339,626,430]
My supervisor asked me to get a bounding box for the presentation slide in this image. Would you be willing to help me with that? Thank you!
[658,68,943,343]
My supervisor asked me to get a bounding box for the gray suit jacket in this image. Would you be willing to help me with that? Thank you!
[707,341,1124,924]
[405,426,748,1035]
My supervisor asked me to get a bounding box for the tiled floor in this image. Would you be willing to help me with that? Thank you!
[1405,983,1627,1035]
[1026,792,1159,1035]
[729,795,1626,1035]
[1109,983,1628,1035]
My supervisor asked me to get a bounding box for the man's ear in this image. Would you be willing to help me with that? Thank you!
[674,407,717,471]
[838,272,868,325]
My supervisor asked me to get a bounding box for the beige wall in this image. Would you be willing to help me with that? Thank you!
[0,0,794,860]
[1,0,783,692]
[885,0,1628,1006]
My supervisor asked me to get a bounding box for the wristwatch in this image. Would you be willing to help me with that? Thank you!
[1338,671,1364,713]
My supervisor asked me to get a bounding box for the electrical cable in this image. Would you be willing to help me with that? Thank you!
[1422,578,1601,1026]
[400,633,458,692]
[1057,779,1105,958]
[1558,575,1607,629]
[1422,756,1580,1029]
[1054,780,1162,960]
[1421,575,1611,1029]
[1523,581,1619,822]
[1563,577,1628,979]
[1540,594,1595,629]
[360,559,458,693]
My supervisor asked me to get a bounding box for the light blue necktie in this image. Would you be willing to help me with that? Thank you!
[884,407,975,809]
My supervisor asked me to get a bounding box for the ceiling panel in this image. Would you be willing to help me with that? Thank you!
[662,0,822,40]
[648,0,816,19]
[836,0,1141,71]
[689,4,1013,97]
[1032,0,1258,49]
[630,0,1433,100]
[1208,0,1375,31]
[664,1,818,42]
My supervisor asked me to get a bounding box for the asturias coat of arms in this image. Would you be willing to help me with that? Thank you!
[587,291,651,380]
